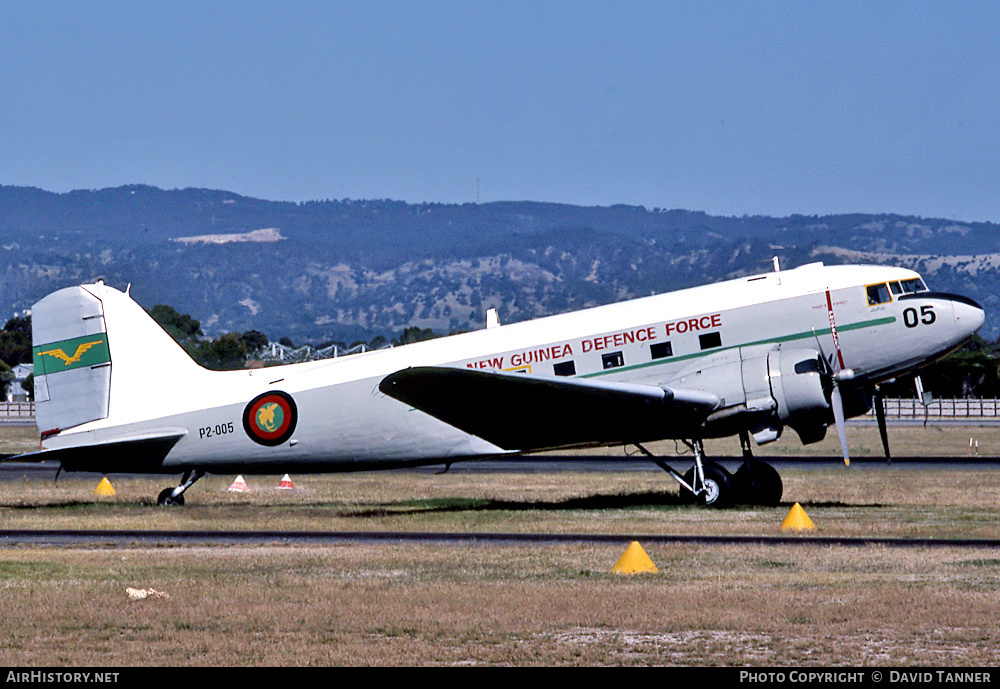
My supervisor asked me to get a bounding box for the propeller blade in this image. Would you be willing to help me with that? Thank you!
[814,326,851,466]
[811,329,832,373]
[915,375,930,426]
[831,384,850,466]
[824,290,847,371]
[874,389,890,463]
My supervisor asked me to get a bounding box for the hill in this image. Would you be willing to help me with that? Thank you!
[3,185,998,343]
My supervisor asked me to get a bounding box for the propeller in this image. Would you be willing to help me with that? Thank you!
[815,289,893,465]
[811,334,852,466]
[873,385,890,464]
[816,290,853,466]
[829,382,850,466]
[915,375,930,426]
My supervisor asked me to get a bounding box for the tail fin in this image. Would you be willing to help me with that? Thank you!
[33,284,112,434]
[32,281,207,436]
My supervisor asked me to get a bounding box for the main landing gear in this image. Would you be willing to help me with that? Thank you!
[157,470,205,506]
[635,431,783,508]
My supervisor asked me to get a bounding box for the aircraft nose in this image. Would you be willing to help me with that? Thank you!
[950,294,985,336]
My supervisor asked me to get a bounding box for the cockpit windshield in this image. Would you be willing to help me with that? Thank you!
[898,277,928,294]
[866,283,893,306]
[867,276,928,306]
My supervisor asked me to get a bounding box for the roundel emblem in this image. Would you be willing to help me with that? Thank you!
[243,390,297,446]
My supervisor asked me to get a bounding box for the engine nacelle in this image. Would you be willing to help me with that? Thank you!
[767,349,830,428]
[668,346,847,446]
[703,348,833,444]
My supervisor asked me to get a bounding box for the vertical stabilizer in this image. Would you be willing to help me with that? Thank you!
[32,285,112,434]
[32,282,211,437]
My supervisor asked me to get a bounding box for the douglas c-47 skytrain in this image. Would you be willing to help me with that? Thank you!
[17,261,984,507]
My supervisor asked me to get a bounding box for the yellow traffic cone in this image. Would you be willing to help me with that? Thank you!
[612,541,658,574]
[93,477,116,497]
[780,502,815,531]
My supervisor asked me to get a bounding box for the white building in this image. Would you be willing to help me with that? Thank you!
[7,363,33,402]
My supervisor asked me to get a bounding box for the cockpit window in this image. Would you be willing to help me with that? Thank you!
[866,283,893,306]
[889,281,904,295]
[900,278,928,293]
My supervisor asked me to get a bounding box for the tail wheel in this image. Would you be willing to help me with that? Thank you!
[157,487,185,506]
[156,470,203,506]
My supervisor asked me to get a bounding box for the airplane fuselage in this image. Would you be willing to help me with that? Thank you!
[37,263,984,474]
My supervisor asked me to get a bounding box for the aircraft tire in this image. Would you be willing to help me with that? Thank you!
[733,460,783,506]
[681,462,733,508]
[157,488,185,507]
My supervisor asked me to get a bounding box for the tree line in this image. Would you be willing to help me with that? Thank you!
[0,315,31,399]
[148,306,443,370]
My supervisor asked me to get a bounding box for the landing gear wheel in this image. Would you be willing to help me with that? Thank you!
[157,487,185,507]
[156,470,204,506]
[681,461,733,508]
[733,460,783,506]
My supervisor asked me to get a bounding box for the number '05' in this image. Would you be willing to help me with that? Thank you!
[903,305,936,328]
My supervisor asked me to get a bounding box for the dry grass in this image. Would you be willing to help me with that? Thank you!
[2,464,1000,539]
[1,544,999,666]
[0,424,37,455]
[2,423,1000,666]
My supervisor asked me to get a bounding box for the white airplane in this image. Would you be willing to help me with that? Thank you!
[19,261,984,507]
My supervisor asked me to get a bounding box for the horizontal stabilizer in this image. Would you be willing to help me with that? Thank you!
[379,366,719,451]
[9,429,187,474]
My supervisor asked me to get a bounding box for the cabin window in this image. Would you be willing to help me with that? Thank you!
[602,351,624,369]
[699,332,722,350]
[650,341,673,360]
[900,278,928,293]
[866,282,893,306]
[553,360,576,377]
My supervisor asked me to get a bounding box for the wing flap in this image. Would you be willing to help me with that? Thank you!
[379,366,719,451]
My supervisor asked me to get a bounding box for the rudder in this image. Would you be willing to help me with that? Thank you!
[32,284,112,435]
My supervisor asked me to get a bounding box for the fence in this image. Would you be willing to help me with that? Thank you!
[872,398,1000,420]
[0,402,35,421]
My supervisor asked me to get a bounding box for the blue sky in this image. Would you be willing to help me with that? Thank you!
[3,1,1000,221]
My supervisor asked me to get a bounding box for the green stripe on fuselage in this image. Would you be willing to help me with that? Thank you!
[579,316,896,379]
[33,334,111,375]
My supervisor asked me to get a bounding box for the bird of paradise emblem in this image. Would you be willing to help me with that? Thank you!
[243,391,297,446]
[255,402,284,433]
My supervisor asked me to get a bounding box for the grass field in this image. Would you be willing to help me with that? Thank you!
[1,423,1000,666]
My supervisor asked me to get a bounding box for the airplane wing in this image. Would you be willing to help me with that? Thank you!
[379,366,720,451]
